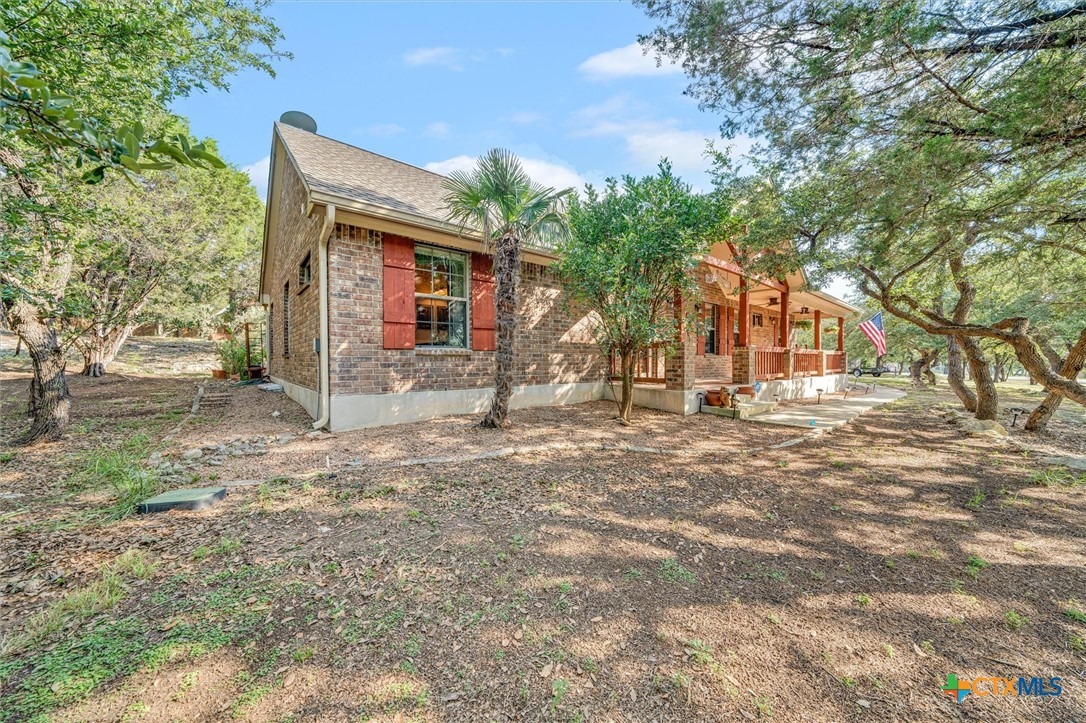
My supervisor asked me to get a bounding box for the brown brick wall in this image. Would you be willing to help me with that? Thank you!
[267,163,325,391]
[692,271,784,381]
[327,224,605,395]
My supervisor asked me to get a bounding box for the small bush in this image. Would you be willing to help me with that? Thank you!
[1004,609,1027,631]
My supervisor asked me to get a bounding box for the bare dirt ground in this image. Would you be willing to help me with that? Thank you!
[1,342,1084,722]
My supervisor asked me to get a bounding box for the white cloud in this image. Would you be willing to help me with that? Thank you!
[624,129,714,170]
[403,47,483,71]
[425,155,586,192]
[242,155,270,202]
[578,42,682,81]
[500,111,543,126]
[569,93,754,177]
[361,123,405,137]
[423,121,451,138]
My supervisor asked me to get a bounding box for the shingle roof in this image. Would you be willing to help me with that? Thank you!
[275,122,452,224]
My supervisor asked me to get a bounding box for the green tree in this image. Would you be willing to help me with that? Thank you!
[0,1,284,443]
[639,0,1086,420]
[557,163,726,423]
[442,149,572,428]
[65,138,263,376]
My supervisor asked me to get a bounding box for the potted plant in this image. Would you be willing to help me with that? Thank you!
[214,339,246,381]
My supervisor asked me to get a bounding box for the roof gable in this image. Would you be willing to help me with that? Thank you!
[275,122,451,224]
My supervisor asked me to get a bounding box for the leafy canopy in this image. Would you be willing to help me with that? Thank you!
[442,148,572,249]
[557,162,731,358]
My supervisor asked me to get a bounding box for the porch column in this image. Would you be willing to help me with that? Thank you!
[732,279,755,384]
[778,287,790,347]
[665,290,696,391]
[813,310,822,350]
[837,316,845,351]
[738,280,750,347]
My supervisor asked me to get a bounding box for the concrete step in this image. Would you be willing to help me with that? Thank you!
[700,400,778,420]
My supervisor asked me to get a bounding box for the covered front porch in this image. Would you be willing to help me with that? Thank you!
[606,250,858,415]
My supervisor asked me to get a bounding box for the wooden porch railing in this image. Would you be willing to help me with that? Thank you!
[825,350,845,374]
[754,347,788,380]
[610,344,666,383]
[794,349,820,376]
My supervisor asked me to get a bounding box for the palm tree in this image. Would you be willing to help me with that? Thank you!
[443,149,572,428]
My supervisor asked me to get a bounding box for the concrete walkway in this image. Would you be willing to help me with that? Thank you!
[748,386,907,430]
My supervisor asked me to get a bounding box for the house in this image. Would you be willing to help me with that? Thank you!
[258,117,858,430]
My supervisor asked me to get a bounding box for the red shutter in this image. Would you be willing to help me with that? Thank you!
[383,234,415,350]
[696,305,706,356]
[471,253,496,351]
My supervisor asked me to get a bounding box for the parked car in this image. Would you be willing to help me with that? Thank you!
[850,365,889,378]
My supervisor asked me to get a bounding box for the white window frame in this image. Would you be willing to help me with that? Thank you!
[414,244,471,349]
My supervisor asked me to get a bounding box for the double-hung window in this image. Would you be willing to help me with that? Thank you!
[705,304,720,355]
[414,246,468,347]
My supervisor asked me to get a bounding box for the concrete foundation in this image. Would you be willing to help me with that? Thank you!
[329,381,605,430]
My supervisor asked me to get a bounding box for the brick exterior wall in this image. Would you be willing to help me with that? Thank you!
[327,224,605,396]
[267,163,326,391]
[691,271,783,382]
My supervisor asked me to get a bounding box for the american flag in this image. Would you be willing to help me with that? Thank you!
[859,312,887,357]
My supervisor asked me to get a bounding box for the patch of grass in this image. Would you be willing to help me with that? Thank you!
[1003,609,1027,631]
[882,643,894,659]
[292,646,315,663]
[883,558,896,571]
[965,554,990,580]
[550,678,570,713]
[623,567,644,581]
[965,488,986,510]
[1062,608,1086,624]
[905,549,920,559]
[1069,635,1085,652]
[855,594,871,607]
[192,536,242,561]
[72,445,161,524]
[0,451,14,464]
[0,549,153,657]
[658,558,696,585]
[1029,467,1086,488]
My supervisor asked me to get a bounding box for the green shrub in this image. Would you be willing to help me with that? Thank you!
[215,339,248,376]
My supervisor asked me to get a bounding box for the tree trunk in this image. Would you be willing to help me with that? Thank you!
[960,337,998,420]
[923,352,937,386]
[946,336,977,412]
[79,324,133,377]
[618,350,635,422]
[480,234,520,429]
[909,348,937,387]
[1025,328,1086,431]
[9,299,70,444]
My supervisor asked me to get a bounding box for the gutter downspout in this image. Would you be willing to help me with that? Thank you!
[312,203,336,430]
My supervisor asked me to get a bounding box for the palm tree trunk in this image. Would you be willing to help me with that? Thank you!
[481,233,520,428]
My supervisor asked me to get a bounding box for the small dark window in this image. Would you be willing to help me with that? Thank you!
[752,313,764,328]
[282,283,290,356]
[706,304,720,355]
[298,253,312,289]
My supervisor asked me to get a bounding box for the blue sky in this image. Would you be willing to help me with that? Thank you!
[171,0,754,201]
